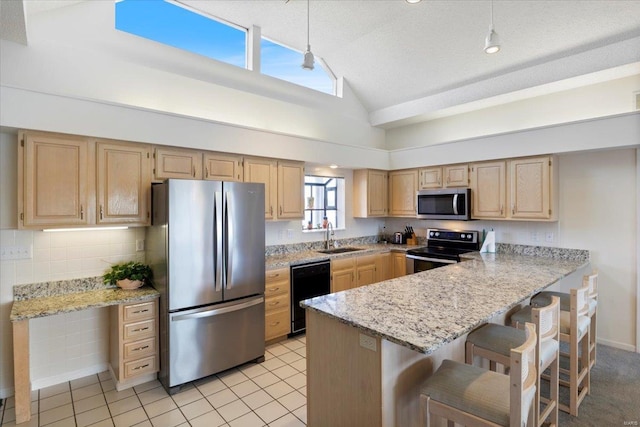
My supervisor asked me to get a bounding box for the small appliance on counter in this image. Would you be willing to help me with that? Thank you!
[393,225,416,244]
[406,228,479,273]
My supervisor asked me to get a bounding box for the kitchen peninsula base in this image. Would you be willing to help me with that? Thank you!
[306,307,517,427]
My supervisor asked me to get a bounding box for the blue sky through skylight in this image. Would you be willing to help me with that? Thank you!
[116,0,246,68]
[116,0,335,95]
[261,38,334,95]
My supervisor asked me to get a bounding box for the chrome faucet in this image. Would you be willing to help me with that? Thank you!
[324,221,334,249]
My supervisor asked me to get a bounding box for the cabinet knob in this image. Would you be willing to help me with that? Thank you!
[100,205,103,220]
[80,205,84,220]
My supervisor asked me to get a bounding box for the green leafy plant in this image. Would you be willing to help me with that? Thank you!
[103,261,152,285]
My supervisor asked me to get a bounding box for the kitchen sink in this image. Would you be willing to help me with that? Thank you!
[316,247,363,254]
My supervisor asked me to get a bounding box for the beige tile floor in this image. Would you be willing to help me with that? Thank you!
[0,335,307,427]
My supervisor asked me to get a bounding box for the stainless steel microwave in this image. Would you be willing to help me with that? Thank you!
[416,188,472,220]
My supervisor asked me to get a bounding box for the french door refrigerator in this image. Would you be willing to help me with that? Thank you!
[146,179,265,393]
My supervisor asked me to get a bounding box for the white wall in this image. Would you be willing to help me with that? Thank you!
[385,74,640,151]
[557,149,637,350]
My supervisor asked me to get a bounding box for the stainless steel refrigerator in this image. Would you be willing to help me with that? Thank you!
[146,179,265,393]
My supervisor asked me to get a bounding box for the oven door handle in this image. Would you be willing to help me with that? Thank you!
[406,254,458,264]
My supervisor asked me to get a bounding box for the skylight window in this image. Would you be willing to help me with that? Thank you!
[261,38,335,95]
[115,0,247,68]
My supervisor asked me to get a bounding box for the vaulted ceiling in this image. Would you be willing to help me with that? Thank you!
[3,0,640,128]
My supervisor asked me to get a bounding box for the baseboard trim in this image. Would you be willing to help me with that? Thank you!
[598,337,636,352]
[0,386,15,400]
[31,363,110,391]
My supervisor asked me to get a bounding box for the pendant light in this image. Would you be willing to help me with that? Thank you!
[484,0,501,54]
[302,0,315,70]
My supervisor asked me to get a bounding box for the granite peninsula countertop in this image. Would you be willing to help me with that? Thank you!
[10,277,159,322]
[266,243,420,269]
[301,247,589,354]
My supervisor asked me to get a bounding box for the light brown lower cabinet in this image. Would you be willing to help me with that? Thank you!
[265,267,291,342]
[109,299,159,391]
[392,252,407,278]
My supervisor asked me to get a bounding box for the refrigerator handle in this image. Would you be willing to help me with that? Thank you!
[215,191,223,292]
[224,191,233,289]
[170,296,264,322]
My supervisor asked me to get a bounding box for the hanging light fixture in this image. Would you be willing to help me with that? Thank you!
[484,0,501,54]
[302,0,315,70]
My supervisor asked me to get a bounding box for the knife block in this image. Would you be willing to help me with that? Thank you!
[406,234,417,245]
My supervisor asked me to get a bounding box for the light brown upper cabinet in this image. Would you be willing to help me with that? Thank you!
[470,160,507,219]
[353,169,388,217]
[204,152,243,182]
[418,167,442,190]
[389,169,418,217]
[244,157,278,220]
[96,140,151,226]
[277,161,304,220]
[19,131,92,228]
[443,164,469,187]
[153,146,202,181]
[510,156,557,220]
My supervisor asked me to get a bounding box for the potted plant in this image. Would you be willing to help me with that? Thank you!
[103,261,152,290]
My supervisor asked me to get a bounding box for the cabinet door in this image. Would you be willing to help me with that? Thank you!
[20,132,90,228]
[244,157,277,220]
[392,252,406,278]
[510,156,551,219]
[153,147,202,181]
[97,141,151,225]
[419,167,442,189]
[471,161,506,219]
[277,161,304,219]
[356,255,377,287]
[368,170,388,216]
[204,152,243,182]
[389,170,418,217]
[444,164,469,187]
[377,252,392,281]
[332,268,355,292]
[353,169,387,218]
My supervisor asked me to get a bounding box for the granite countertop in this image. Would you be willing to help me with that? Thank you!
[10,279,160,322]
[301,248,589,354]
[266,243,420,269]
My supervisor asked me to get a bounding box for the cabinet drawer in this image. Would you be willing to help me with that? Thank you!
[123,319,156,341]
[265,281,289,298]
[123,337,156,361]
[266,268,289,284]
[123,355,157,379]
[265,309,290,340]
[331,256,356,271]
[265,294,289,314]
[123,301,156,323]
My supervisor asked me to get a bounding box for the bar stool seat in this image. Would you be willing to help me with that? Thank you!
[420,359,536,426]
[466,324,559,370]
[532,291,597,315]
[421,323,538,427]
[511,305,590,337]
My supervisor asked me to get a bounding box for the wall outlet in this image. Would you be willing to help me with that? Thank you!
[0,245,32,260]
[530,231,539,242]
[359,333,377,352]
[136,239,145,251]
[286,229,293,239]
[545,232,554,243]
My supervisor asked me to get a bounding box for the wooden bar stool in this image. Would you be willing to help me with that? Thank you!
[511,286,590,416]
[420,323,537,427]
[531,271,598,368]
[466,296,560,427]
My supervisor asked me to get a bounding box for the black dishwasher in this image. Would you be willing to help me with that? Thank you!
[290,260,331,335]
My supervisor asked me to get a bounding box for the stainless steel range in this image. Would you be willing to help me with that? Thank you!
[406,228,479,273]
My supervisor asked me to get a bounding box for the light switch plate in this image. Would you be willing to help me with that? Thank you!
[136,239,145,251]
[1,245,32,260]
